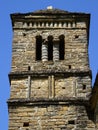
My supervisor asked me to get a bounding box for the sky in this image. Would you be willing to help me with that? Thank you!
[0,0,98,129]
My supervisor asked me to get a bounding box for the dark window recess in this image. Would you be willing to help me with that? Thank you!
[23,33,26,37]
[48,38,53,61]
[75,35,79,39]
[83,84,86,90]
[62,87,66,89]
[68,120,75,124]
[71,22,73,27]
[68,65,71,69]
[28,66,31,71]
[66,22,68,27]
[27,22,29,26]
[40,22,42,26]
[62,22,64,27]
[23,122,29,127]
[59,35,65,60]
[36,36,42,60]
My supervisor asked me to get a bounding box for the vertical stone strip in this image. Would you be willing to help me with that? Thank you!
[73,80,77,97]
[59,22,62,27]
[73,22,76,28]
[38,22,40,27]
[29,22,32,27]
[48,75,55,98]
[42,40,48,62]
[50,22,53,27]
[42,22,44,27]
[63,22,67,27]
[28,75,31,98]
[53,40,59,61]
[52,75,55,98]
[48,76,52,98]
[54,23,57,27]
[75,80,77,97]
[46,22,48,27]
[68,22,71,28]
[34,23,37,28]
[23,22,27,28]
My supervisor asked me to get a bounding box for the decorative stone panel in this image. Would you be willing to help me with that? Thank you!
[10,78,28,99]
[31,77,49,98]
[55,77,75,98]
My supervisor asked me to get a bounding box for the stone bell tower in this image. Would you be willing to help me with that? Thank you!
[8,7,96,129]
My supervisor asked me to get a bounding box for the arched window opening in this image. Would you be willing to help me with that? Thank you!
[36,35,42,61]
[28,66,31,71]
[36,35,65,62]
[59,35,65,60]
[48,36,53,61]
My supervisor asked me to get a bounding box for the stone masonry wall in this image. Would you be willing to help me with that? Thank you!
[11,23,89,72]
[8,104,95,130]
[8,11,93,130]
[10,75,92,99]
[10,78,28,99]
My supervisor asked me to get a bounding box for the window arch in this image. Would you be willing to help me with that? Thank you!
[48,35,53,61]
[36,35,42,61]
[59,35,65,60]
[35,35,65,61]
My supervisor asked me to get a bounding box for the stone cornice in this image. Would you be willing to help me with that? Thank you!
[8,70,92,85]
[9,70,92,78]
[7,97,90,106]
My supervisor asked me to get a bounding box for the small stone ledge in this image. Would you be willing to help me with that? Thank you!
[13,27,87,30]
[7,97,90,107]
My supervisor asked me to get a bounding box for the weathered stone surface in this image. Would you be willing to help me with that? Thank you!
[8,8,96,130]
[11,29,89,72]
[10,75,92,99]
[8,105,96,130]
